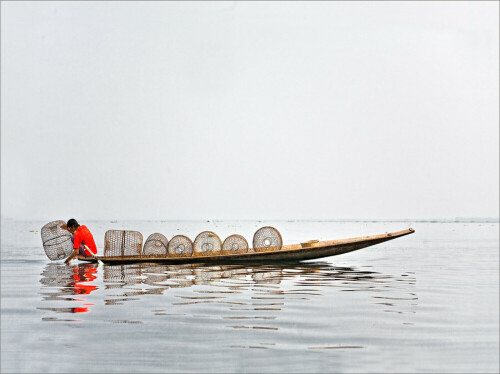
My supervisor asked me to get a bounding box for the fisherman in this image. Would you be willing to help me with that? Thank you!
[62,218,98,264]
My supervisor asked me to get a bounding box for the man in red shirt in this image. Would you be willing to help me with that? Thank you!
[62,219,97,264]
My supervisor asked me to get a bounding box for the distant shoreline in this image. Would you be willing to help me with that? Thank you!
[2,217,499,223]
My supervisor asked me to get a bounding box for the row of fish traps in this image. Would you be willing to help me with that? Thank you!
[104,226,283,258]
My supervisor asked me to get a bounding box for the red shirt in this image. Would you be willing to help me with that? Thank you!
[73,225,97,256]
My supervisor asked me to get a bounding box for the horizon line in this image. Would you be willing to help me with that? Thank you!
[1,216,499,223]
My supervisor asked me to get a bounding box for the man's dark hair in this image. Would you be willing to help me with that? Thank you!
[67,218,80,229]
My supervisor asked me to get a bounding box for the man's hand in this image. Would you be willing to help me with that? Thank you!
[64,248,79,264]
[60,223,70,232]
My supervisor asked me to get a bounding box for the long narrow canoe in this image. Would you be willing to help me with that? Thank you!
[78,228,414,265]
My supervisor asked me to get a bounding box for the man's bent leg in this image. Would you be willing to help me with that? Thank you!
[71,234,89,258]
[78,245,89,257]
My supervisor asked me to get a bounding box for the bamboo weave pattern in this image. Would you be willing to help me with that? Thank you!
[143,233,169,256]
[167,235,193,257]
[253,226,282,252]
[104,230,143,257]
[193,231,222,254]
[41,220,74,260]
[222,234,249,254]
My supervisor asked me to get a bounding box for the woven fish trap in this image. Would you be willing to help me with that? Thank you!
[167,235,193,257]
[252,226,283,252]
[143,233,169,256]
[104,230,143,257]
[193,231,222,256]
[41,220,74,260]
[221,234,249,255]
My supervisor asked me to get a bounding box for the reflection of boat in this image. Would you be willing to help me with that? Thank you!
[99,262,417,309]
[37,261,417,324]
[79,228,414,264]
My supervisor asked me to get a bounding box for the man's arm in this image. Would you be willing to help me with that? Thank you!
[61,224,78,263]
[64,248,79,264]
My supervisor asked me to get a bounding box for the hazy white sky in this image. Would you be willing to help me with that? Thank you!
[1,1,498,221]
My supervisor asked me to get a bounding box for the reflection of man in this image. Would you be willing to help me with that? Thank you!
[39,263,98,316]
[71,264,98,313]
[62,219,97,264]
[73,264,98,295]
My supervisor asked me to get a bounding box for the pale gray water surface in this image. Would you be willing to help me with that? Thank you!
[1,220,498,373]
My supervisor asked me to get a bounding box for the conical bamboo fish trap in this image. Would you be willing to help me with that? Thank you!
[221,234,249,255]
[167,235,193,257]
[104,230,143,257]
[193,231,222,256]
[253,226,282,252]
[41,220,73,260]
[143,233,169,256]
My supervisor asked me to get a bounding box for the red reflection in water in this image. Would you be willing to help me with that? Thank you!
[72,307,89,313]
[70,265,98,313]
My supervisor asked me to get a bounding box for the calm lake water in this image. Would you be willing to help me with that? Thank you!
[1,220,498,373]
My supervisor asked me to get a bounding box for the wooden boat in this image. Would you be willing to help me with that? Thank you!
[78,228,414,265]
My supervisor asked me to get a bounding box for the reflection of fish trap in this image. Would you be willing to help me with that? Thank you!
[104,230,143,257]
[40,263,75,287]
[41,220,74,260]
[253,226,282,252]
[103,264,142,284]
[193,266,222,284]
[167,235,193,257]
[142,265,170,286]
[193,231,222,256]
[252,269,283,284]
[222,234,249,255]
[143,233,169,256]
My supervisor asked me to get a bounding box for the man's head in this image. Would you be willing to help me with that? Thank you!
[66,218,80,234]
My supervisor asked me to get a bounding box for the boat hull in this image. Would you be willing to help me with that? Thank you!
[78,228,414,265]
